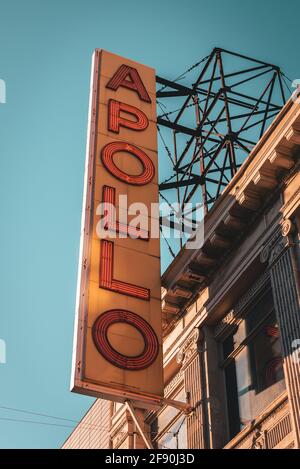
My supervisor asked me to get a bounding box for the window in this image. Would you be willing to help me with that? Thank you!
[221,289,286,441]
[156,415,187,449]
[151,387,187,449]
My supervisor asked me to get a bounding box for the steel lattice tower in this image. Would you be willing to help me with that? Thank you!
[156,47,289,258]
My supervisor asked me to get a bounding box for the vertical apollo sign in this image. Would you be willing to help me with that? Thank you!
[71,50,163,407]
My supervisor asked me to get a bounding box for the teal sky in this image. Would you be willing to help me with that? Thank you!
[0,0,299,449]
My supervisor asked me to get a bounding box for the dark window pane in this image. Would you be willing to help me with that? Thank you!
[223,288,286,442]
[225,362,240,438]
[246,289,274,334]
[156,415,187,449]
[249,312,284,393]
[151,388,185,441]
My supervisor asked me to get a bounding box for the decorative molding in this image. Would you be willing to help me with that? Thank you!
[162,107,300,336]
[281,219,295,237]
[171,286,193,299]
[269,236,290,265]
[267,414,292,449]
[162,301,181,316]
[225,392,291,449]
[281,182,300,220]
[260,227,282,264]
[164,370,184,398]
[235,411,292,450]
[268,240,300,447]
[176,328,201,366]
[249,426,264,450]
[286,441,295,449]
[260,219,295,266]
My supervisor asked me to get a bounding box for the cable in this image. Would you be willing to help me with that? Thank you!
[152,416,187,450]
[160,172,178,185]
[157,97,207,119]
[157,125,174,166]
[0,416,75,429]
[157,55,210,93]
[280,71,293,84]
[0,405,83,424]
[280,72,292,94]
[158,443,174,449]
[173,415,186,437]
[0,406,188,446]
[0,405,111,433]
[0,415,131,448]
[157,100,171,122]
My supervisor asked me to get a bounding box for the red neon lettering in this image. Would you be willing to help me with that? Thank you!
[101,141,155,186]
[106,65,151,103]
[92,309,159,370]
[102,185,149,240]
[99,239,150,300]
[108,99,149,133]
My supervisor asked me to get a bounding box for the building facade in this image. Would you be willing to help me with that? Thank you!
[63,97,300,450]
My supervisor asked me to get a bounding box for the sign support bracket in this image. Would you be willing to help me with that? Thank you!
[125,401,154,449]
[162,397,193,414]
[125,398,192,449]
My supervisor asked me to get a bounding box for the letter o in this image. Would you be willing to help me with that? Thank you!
[101,141,155,185]
[92,309,159,370]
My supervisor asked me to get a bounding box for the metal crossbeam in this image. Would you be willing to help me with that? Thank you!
[157,48,287,259]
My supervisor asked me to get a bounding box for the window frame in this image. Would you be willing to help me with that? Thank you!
[218,285,285,441]
[220,306,275,369]
[150,384,188,449]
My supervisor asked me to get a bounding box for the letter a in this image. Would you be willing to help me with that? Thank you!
[106,65,151,103]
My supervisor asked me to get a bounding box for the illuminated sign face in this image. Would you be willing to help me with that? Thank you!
[71,50,163,407]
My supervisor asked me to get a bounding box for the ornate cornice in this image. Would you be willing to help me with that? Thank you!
[176,328,202,366]
[162,102,300,336]
[215,219,296,338]
[282,219,295,236]
[164,370,184,398]
[260,219,295,267]
[260,228,282,264]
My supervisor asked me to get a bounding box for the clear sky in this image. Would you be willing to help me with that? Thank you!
[0,0,299,449]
